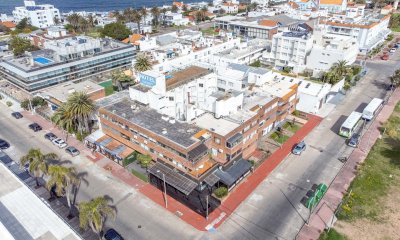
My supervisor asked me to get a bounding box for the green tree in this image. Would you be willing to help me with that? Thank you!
[390,69,400,87]
[137,154,152,168]
[150,7,160,27]
[46,165,80,217]
[182,4,188,12]
[332,60,349,77]
[79,196,116,239]
[66,13,81,32]
[132,9,143,34]
[65,91,95,133]
[214,187,228,198]
[52,103,75,141]
[161,8,168,26]
[16,18,29,30]
[101,22,131,40]
[134,53,152,73]
[20,96,47,110]
[9,36,38,56]
[140,7,148,26]
[171,5,179,13]
[87,14,95,28]
[111,69,133,90]
[20,149,59,187]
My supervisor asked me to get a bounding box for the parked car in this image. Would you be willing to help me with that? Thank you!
[28,123,42,132]
[386,83,396,91]
[52,138,67,148]
[381,53,389,60]
[103,229,124,240]
[0,139,10,149]
[65,146,80,156]
[44,132,58,141]
[11,112,23,119]
[292,141,306,155]
[390,48,396,53]
[348,133,361,148]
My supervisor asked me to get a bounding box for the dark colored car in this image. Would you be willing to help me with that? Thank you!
[65,146,80,156]
[44,132,57,141]
[292,141,306,155]
[0,139,10,149]
[386,83,396,91]
[348,133,360,148]
[29,123,42,132]
[11,112,23,119]
[103,229,124,240]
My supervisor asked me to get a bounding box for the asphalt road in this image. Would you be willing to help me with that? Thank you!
[207,54,400,240]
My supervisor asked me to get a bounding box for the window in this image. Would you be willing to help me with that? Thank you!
[199,83,203,87]
[214,137,221,144]
[169,96,174,101]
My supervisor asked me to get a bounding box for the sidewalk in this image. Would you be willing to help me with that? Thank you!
[22,110,322,231]
[297,88,400,240]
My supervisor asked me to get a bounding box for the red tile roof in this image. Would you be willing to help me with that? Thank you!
[0,21,16,28]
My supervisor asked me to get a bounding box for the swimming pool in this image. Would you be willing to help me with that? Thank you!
[34,57,52,65]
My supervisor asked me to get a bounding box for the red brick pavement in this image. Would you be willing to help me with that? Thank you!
[21,110,323,232]
[297,88,400,240]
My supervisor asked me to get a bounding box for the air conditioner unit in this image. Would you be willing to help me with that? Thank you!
[144,140,148,144]
[134,135,138,139]
[218,149,224,153]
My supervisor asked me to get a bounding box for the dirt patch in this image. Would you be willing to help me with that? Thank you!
[335,184,400,240]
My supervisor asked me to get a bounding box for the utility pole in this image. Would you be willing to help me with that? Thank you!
[157,170,168,208]
[206,195,209,220]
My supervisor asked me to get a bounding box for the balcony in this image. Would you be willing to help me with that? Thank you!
[226,132,243,149]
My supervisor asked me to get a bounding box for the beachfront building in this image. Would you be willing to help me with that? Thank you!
[12,0,60,28]
[125,22,152,34]
[319,0,347,13]
[0,36,135,92]
[221,2,239,14]
[162,13,189,26]
[320,13,391,54]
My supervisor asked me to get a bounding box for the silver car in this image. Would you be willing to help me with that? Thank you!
[65,146,80,156]
[292,141,306,155]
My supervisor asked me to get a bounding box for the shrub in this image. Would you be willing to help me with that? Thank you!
[343,82,351,91]
[345,74,352,82]
[214,187,228,198]
[292,110,300,117]
[354,75,361,82]
[76,131,89,142]
[352,65,362,75]
[123,152,137,167]
[6,101,12,107]
[0,94,3,100]
[20,96,47,110]
[137,154,152,168]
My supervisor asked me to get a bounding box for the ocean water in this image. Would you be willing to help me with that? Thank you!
[0,0,207,14]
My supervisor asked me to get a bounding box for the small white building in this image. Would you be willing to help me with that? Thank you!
[221,2,239,14]
[126,22,152,34]
[12,0,60,28]
[306,30,359,74]
[162,13,189,26]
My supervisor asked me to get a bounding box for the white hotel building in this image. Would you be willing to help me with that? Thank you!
[13,0,60,28]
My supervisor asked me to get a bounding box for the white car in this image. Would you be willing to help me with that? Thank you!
[52,138,67,148]
[390,48,396,53]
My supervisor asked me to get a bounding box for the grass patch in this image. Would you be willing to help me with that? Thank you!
[131,169,149,182]
[391,27,400,32]
[99,80,114,96]
[319,229,348,240]
[337,102,400,221]
[283,122,301,133]
[270,132,289,144]
[200,27,217,36]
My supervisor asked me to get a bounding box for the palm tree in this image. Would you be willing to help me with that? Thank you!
[46,165,79,217]
[66,91,95,133]
[79,196,116,239]
[87,14,95,28]
[66,13,81,33]
[132,9,142,34]
[53,103,75,141]
[140,7,148,26]
[161,8,168,27]
[20,148,58,188]
[78,17,89,33]
[171,4,178,13]
[111,69,133,90]
[332,60,349,78]
[113,10,125,23]
[134,53,152,73]
[150,7,160,27]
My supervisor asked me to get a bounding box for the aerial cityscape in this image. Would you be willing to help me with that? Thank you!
[0,0,399,240]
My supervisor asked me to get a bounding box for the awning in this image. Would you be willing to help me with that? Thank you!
[214,159,252,187]
[85,130,105,143]
[97,137,112,147]
[111,145,126,156]
[148,162,197,196]
[187,143,208,163]
[203,172,220,187]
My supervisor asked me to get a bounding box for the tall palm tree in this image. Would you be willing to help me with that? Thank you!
[132,9,142,34]
[53,103,75,141]
[332,60,349,78]
[20,148,58,188]
[140,7,148,26]
[150,7,160,27]
[78,17,89,33]
[134,53,152,73]
[113,10,125,23]
[79,196,116,239]
[87,14,95,28]
[46,165,79,217]
[66,91,95,133]
[66,13,81,33]
[123,8,134,22]
[161,8,168,27]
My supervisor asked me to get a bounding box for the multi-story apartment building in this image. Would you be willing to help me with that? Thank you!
[13,0,60,28]
[268,30,313,70]
[94,63,298,215]
[0,36,135,92]
[320,13,391,54]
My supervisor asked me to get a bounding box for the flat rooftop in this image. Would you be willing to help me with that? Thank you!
[0,160,81,240]
[258,75,296,98]
[103,98,203,149]
[194,113,240,136]
[39,80,103,103]
[166,66,212,91]
[278,75,332,97]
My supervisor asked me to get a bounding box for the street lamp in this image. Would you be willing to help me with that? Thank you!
[156,170,168,209]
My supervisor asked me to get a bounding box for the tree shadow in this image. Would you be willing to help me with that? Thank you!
[381,138,400,168]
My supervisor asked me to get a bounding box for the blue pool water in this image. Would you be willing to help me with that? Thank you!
[34,57,52,65]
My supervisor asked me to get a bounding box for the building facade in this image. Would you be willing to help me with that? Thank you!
[13,0,60,28]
